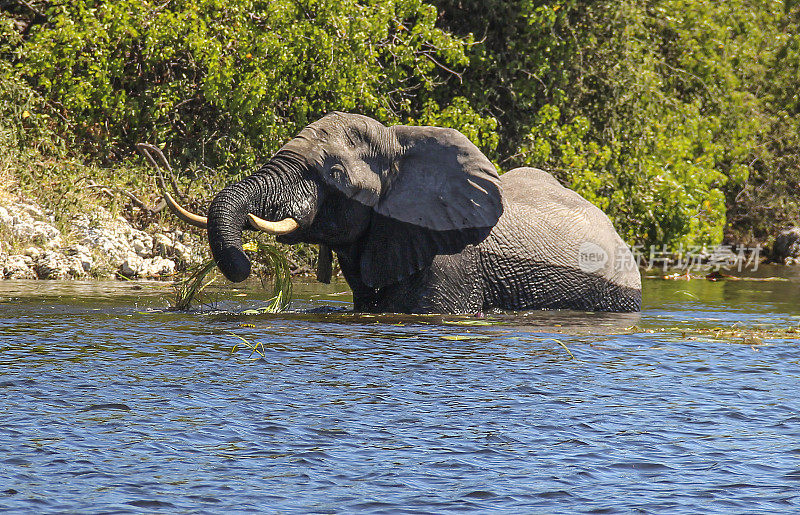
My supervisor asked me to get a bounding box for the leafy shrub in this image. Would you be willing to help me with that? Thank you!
[6,0,800,250]
[432,0,800,248]
[17,0,493,174]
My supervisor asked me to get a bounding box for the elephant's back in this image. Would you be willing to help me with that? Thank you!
[479,167,641,311]
[493,168,627,261]
[498,167,596,216]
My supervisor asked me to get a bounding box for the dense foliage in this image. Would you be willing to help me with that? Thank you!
[2,0,799,248]
[9,0,496,171]
[433,0,800,247]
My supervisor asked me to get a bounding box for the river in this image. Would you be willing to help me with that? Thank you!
[1,267,799,513]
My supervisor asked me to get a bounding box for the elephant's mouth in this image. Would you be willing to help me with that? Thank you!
[159,183,302,283]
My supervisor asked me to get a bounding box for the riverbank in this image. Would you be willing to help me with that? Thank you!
[3,188,799,281]
[1,169,798,281]
[0,123,323,282]
[0,196,205,280]
[0,193,320,281]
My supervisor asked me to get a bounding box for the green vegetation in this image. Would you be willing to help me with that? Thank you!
[433,0,800,247]
[171,259,218,310]
[2,0,799,250]
[630,324,800,344]
[9,0,486,170]
[172,241,292,311]
[228,332,268,360]
[1,11,157,232]
[243,241,293,313]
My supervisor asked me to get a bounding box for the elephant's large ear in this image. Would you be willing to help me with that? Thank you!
[358,124,502,287]
[278,112,503,288]
[377,125,502,231]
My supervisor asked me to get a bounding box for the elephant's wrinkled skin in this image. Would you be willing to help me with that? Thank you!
[179,112,641,313]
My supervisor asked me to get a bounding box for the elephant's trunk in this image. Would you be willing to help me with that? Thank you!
[207,177,263,283]
[206,158,316,283]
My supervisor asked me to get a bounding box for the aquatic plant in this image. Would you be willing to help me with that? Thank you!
[171,240,292,312]
[247,241,292,313]
[171,259,218,311]
[228,332,267,360]
[627,324,800,345]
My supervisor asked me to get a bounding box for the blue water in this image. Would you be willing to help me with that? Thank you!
[1,271,800,513]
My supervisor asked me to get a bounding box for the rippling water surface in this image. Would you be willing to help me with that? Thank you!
[2,267,800,513]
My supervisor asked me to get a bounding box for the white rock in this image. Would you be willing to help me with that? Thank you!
[34,251,84,279]
[78,254,93,272]
[19,203,45,220]
[2,200,204,281]
[65,244,94,272]
[65,255,87,277]
[146,256,176,277]
[23,246,42,260]
[120,253,145,277]
[0,206,11,226]
[34,252,62,280]
[152,233,173,256]
[132,238,148,257]
[65,243,90,256]
[172,241,194,263]
[12,221,34,239]
[3,204,62,248]
[4,254,36,279]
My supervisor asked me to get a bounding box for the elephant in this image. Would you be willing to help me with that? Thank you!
[162,112,641,313]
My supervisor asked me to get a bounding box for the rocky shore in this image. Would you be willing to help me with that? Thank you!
[0,199,205,280]
[2,195,799,282]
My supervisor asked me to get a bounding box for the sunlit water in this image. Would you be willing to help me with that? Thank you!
[1,267,800,513]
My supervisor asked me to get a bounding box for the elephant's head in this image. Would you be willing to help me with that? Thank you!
[164,112,503,287]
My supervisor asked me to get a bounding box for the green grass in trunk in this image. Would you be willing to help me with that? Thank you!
[172,241,292,312]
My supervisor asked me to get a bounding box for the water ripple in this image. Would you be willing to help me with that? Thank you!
[1,278,800,512]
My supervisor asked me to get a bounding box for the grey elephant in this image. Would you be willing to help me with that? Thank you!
[163,112,641,313]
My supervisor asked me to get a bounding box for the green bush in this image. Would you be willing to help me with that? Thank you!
[17,0,494,174]
[433,0,800,248]
[6,0,800,250]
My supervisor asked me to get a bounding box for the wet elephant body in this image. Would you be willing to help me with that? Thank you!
[165,112,641,313]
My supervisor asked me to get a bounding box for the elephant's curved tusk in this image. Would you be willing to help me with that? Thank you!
[160,186,208,229]
[247,214,299,235]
